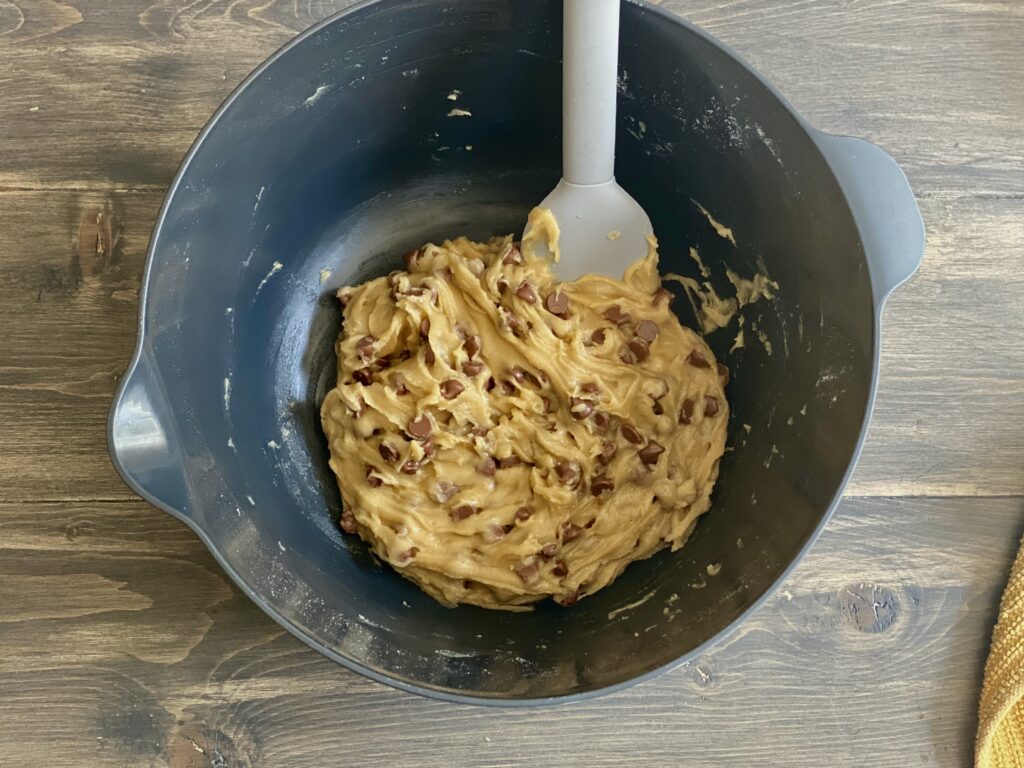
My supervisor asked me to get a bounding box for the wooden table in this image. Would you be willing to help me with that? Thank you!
[2,1,1022,765]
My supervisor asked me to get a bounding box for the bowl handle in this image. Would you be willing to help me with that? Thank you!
[108,350,192,519]
[812,131,926,308]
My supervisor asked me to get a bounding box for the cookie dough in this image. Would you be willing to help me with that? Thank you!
[320,209,729,610]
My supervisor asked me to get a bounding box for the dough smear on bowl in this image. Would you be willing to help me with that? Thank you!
[320,209,728,610]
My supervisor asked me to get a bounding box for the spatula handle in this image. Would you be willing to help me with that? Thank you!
[563,0,620,186]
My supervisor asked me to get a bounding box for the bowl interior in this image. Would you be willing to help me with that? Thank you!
[138,0,873,700]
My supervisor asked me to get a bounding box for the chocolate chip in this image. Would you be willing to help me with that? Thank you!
[621,424,644,444]
[653,287,672,306]
[557,590,579,607]
[403,248,420,270]
[486,524,506,542]
[591,475,614,496]
[592,411,610,432]
[451,504,478,521]
[515,281,537,303]
[498,455,522,469]
[422,439,437,458]
[462,360,484,376]
[353,368,372,385]
[552,560,569,578]
[497,279,508,293]
[636,320,659,342]
[652,399,664,416]
[570,397,594,420]
[514,558,540,584]
[560,522,582,543]
[378,442,399,462]
[627,336,650,362]
[600,442,617,462]
[540,543,558,560]
[544,291,569,316]
[499,380,516,396]
[503,245,523,265]
[356,335,376,360]
[407,415,432,440]
[440,379,464,399]
[464,335,481,358]
[717,362,730,386]
[485,377,496,392]
[340,508,357,533]
[434,481,458,503]
[603,304,631,325]
[511,367,540,388]
[389,372,408,395]
[555,461,581,487]
[585,518,596,529]
[638,440,665,465]
[400,459,420,474]
[398,546,419,561]
[704,395,720,417]
[619,344,638,365]
[687,349,710,368]
[540,395,553,414]
[581,382,600,395]
[356,397,368,417]
[423,344,435,365]
[588,328,606,346]
[478,456,497,477]
[680,398,695,425]
[420,317,430,338]
[515,507,533,521]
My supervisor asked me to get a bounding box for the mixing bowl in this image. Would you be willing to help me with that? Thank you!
[108,0,924,703]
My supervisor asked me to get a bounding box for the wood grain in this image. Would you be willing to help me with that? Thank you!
[0,190,163,501]
[0,496,1020,766]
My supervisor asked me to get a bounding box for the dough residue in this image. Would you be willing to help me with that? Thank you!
[666,274,738,335]
[727,269,779,308]
[321,209,729,610]
[689,246,711,279]
[693,200,737,245]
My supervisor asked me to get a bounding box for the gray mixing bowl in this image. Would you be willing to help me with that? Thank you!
[109,0,924,704]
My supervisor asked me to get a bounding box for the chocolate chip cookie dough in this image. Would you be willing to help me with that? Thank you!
[320,209,729,610]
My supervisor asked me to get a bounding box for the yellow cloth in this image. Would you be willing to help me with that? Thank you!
[978,536,1024,767]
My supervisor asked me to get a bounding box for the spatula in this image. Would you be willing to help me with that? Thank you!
[524,0,653,280]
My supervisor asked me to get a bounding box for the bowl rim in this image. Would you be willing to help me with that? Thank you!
[108,0,881,706]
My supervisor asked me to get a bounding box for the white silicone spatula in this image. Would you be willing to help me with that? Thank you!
[524,0,653,280]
